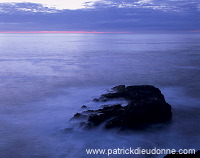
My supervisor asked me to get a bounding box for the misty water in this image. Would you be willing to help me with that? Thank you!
[0,33,199,158]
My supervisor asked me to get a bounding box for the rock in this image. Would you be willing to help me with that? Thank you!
[111,85,126,92]
[100,105,109,108]
[163,150,200,158]
[93,98,99,102]
[86,104,123,127]
[72,113,87,119]
[71,85,172,130]
[81,105,87,108]
[196,150,200,157]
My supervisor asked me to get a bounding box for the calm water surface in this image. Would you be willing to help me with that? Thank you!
[0,33,199,158]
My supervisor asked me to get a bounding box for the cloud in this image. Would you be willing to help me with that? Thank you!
[1,0,200,14]
[0,3,58,14]
[89,0,200,13]
[0,0,99,10]
[0,0,199,32]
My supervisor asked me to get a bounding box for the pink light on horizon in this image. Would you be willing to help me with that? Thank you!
[0,31,131,34]
[189,30,200,33]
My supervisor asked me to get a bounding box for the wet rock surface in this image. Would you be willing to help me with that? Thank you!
[71,85,172,130]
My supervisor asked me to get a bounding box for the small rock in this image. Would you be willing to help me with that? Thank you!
[163,150,200,158]
[81,105,87,108]
[93,98,99,102]
[72,113,87,119]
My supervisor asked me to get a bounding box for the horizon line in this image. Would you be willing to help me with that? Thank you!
[0,31,132,34]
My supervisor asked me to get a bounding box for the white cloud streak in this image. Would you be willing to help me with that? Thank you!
[0,0,99,10]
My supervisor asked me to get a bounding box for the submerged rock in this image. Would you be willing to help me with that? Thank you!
[81,105,87,108]
[163,150,200,158]
[71,85,172,130]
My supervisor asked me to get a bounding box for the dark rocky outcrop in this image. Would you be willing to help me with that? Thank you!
[163,150,200,158]
[71,85,172,130]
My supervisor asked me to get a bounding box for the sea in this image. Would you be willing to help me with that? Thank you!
[0,33,199,158]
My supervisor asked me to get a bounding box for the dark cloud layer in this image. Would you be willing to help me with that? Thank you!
[0,0,200,32]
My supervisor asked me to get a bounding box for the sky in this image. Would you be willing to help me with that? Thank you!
[0,0,200,33]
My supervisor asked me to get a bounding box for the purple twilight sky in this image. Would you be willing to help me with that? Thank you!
[0,0,200,33]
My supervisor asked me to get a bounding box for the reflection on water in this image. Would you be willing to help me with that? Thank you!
[0,34,199,158]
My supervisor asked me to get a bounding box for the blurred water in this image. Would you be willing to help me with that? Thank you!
[0,33,199,158]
